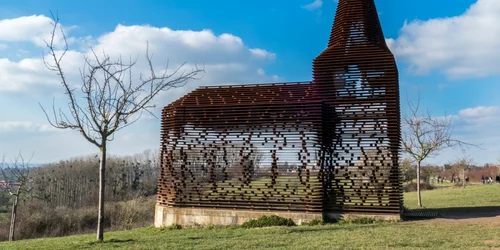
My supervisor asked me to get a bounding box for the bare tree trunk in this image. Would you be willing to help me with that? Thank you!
[9,193,19,241]
[416,161,422,208]
[462,169,465,188]
[97,143,106,241]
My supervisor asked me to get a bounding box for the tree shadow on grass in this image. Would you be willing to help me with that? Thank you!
[403,206,500,221]
[86,238,135,246]
[289,223,391,233]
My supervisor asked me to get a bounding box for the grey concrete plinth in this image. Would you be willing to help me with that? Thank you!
[154,204,323,227]
[154,204,401,227]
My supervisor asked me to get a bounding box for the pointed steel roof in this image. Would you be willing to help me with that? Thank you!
[328,0,386,48]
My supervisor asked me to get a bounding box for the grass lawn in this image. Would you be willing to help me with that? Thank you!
[0,212,9,219]
[0,221,499,250]
[404,183,500,209]
[0,183,499,249]
[206,176,321,200]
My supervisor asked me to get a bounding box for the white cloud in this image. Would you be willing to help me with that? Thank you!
[0,16,279,94]
[445,106,499,163]
[424,106,500,137]
[458,106,500,118]
[91,25,275,64]
[249,48,276,60]
[0,121,58,133]
[302,0,323,11]
[0,15,74,48]
[404,105,500,165]
[387,0,500,79]
[0,52,82,92]
[0,15,281,163]
[0,15,52,42]
[455,106,500,135]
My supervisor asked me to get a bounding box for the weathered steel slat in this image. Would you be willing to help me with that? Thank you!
[157,0,402,214]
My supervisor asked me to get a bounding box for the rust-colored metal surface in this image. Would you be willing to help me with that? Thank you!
[157,0,402,214]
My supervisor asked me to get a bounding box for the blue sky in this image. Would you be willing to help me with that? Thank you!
[0,0,499,165]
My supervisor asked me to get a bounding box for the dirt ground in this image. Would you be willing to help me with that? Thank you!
[432,216,500,226]
[412,206,500,226]
[406,207,500,249]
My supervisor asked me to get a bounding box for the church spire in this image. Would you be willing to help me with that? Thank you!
[328,0,386,48]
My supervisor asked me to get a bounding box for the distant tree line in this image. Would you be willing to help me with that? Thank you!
[25,149,159,209]
[0,150,159,241]
[440,164,498,184]
[171,146,264,185]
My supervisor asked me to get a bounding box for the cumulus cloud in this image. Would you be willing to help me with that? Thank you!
[387,0,500,79]
[92,25,275,63]
[459,106,500,118]
[442,106,500,157]
[0,121,59,133]
[0,17,278,95]
[409,105,500,165]
[445,106,500,164]
[416,106,500,140]
[0,15,75,48]
[302,0,323,10]
[0,58,58,92]
[455,106,500,133]
[0,14,281,162]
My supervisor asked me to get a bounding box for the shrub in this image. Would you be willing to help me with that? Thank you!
[0,195,156,241]
[403,182,435,192]
[340,217,377,224]
[241,215,296,228]
[454,182,468,188]
[204,225,236,230]
[159,224,182,230]
[303,219,324,226]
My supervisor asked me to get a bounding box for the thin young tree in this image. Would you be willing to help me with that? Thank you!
[0,152,33,241]
[451,153,473,188]
[401,95,474,207]
[399,158,415,184]
[40,14,204,241]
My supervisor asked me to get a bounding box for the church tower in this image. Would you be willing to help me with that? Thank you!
[313,0,402,213]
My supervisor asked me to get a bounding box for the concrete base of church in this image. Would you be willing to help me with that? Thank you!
[154,204,401,227]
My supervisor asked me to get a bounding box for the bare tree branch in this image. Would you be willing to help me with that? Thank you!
[402,92,480,207]
[39,13,204,241]
[1,151,34,241]
[449,150,474,188]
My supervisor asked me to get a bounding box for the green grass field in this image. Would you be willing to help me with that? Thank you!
[405,182,500,209]
[206,176,321,200]
[0,183,499,250]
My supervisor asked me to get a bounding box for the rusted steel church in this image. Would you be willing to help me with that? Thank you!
[155,0,402,226]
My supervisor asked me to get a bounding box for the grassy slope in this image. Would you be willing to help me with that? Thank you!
[1,222,499,250]
[404,183,500,209]
[0,184,499,250]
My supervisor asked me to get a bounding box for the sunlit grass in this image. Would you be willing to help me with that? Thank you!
[1,182,500,249]
[0,220,499,250]
[404,183,500,209]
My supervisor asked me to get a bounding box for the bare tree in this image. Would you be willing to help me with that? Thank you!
[399,158,416,184]
[40,14,204,241]
[450,153,473,188]
[0,152,33,241]
[402,95,474,207]
[420,165,441,185]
